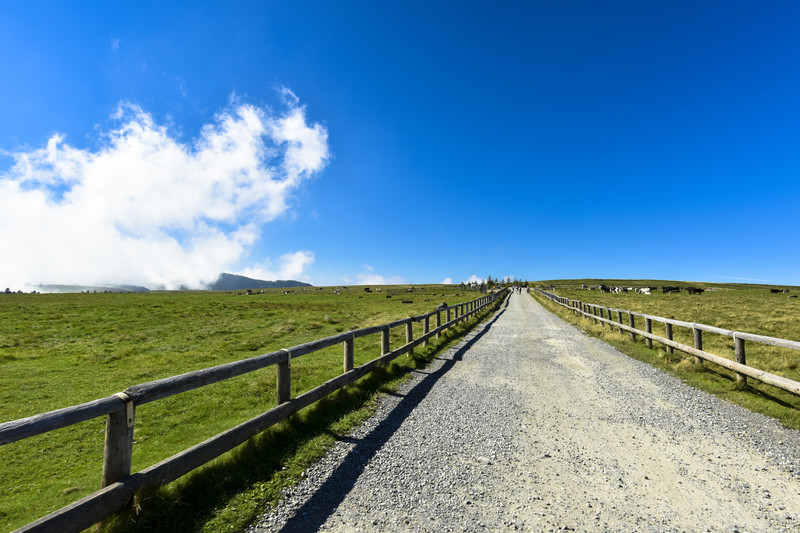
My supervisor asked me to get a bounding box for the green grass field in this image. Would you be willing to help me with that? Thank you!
[0,284,492,532]
[532,279,800,430]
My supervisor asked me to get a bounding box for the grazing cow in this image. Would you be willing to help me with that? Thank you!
[636,288,651,295]
[771,289,781,294]
[600,285,611,293]
[686,287,704,295]
[662,286,681,294]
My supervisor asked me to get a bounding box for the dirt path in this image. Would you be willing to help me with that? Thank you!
[249,292,800,532]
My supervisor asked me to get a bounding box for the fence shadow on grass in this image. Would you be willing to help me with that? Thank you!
[102,300,508,533]
[274,304,507,532]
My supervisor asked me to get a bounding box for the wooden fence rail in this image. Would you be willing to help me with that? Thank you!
[533,289,800,396]
[1,289,509,533]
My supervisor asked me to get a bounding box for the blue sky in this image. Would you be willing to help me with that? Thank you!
[2,1,799,289]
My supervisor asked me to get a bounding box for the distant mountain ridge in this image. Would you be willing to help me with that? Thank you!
[206,273,313,291]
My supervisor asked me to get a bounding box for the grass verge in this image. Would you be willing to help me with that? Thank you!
[0,285,489,531]
[530,290,800,430]
[98,297,503,533]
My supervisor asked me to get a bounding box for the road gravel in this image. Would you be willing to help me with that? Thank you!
[247,291,800,532]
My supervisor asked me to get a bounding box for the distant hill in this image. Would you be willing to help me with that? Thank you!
[206,273,313,291]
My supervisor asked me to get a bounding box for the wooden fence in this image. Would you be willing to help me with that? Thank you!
[0,289,508,533]
[534,289,800,396]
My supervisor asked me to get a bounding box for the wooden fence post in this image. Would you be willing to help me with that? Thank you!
[101,393,134,488]
[617,310,624,334]
[447,307,451,324]
[436,311,441,339]
[406,319,413,356]
[665,323,674,354]
[693,327,703,365]
[628,313,636,341]
[423,315,430,346]
[382,327,390,356]
[645,318,653,348]
[735,334,747,385]
[277,350,291,405]
[344,334,354,372]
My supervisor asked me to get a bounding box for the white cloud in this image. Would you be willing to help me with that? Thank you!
[347,264,405,286]
[240,251,315,282]
[464,275,485,284]
[440,277,453,284]
[0,92,329,290]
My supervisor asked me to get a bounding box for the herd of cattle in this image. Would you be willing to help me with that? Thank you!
[596,285,705,295]
[582,285,792,296]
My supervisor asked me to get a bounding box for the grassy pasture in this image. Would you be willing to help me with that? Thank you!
[533,279,800,429]
[0,284,484,532]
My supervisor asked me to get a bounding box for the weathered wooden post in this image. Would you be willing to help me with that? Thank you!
[277,349,291,405]
[734,334,747,385]
[692,327,703,365]
[344,334,354,372]
[436,311,441,339]
[665,323,674,354]
[628,313,636,341]
[446,307,451,324]
[423,315,430,346]
[617,310,624,334]
[101,393,134,488]
[381,326,390,356]
[406,319,414,356]
[645,318,653,348]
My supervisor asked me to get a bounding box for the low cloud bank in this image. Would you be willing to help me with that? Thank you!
[0,91,328,290]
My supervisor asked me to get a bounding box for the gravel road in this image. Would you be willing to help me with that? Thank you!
[248,292,800,532]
